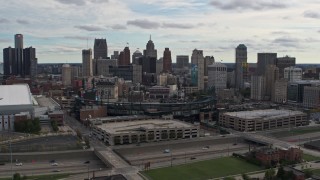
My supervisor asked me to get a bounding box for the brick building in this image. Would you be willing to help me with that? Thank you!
[255,147,302,166]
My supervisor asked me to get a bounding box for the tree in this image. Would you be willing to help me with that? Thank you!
[13,173,21,180]
[51,120,58,132]
[264,168,275,180]
[304,169,313,178]
[84,136,90,148]
[76,129,82,140]
[242,173,250,180]
[276,166,285,179]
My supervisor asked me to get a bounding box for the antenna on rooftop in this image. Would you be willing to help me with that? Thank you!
[150,34,151,40]
[87,37,88,49]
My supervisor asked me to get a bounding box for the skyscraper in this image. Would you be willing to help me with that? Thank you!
[191,49,204,90]
[265,65,279,100]
[235,44,247,90]
[3,34,37,77]
[94,38,108,59]
[143,35,157,58]
[276,56,296,79]
[204,56,215,76]
[82,49,93,77]
[208,63,227,91]
[257,53,277,75]
[62,64,72,86]
[162,48,172,72]
[118,46,130,65]
[176,55,189,69]
[132,49,143,64]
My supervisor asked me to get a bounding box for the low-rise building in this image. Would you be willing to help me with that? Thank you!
[219,109,308,132]
[48,110,64,126]
[91,116,199,145]
[255,147,302,167]
[149,86,170,99]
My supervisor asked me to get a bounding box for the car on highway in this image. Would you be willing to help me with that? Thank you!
[51,162,58,166]
[15,162,23,166]
[52,170,61,172]
[84,161,90,164]
[163,149,170,153]
[202,146,210,150]
[190,157,196,160]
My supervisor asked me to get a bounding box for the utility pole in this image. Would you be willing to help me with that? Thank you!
[10,139,13,180]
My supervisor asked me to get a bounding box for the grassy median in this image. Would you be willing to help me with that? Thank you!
[143,156,263,180]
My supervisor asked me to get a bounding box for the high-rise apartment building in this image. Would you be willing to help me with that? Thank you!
[62,64,72,86]
[162,48,172,72]
[235,44,247,90]
[284,67,302,82]
[276,56,296,79]
[23,47,36,77]
[204,56,215,76]
[257,53,277,75]
[251,75,266,100]
[82,49,93,77]
[191,49,204,90]
[143,36,157,59]
[176,55,189,69]
[207,63,227,91]
[265,65,279,100]
[94,38,108,59]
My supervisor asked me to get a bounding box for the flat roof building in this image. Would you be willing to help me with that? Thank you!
[219,109,308,132]
[92,116,199,145]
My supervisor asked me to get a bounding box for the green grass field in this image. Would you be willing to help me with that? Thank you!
[0,173,70,180]
[271,127,320,138]
[312,169,320,176]
[143,157,263,180]
[303,154,320,162]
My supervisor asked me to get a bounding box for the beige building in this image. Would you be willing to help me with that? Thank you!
[265,65,279,100]
[94,59,117,76]
[272,79,288,103]
[251,75,265,100]
[62,64,72,86]
[82,49,93,77]
[91,116,199,145]
[96,81,118,100]
[219,109,308,132]
[207,63,227,91]
[132,64,142,84]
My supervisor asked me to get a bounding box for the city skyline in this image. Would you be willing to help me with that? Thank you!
[0,0,319,63]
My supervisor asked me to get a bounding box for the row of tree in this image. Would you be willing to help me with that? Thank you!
[14,118,41,134]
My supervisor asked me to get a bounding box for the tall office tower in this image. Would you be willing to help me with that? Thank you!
[30,58,38,78]
[143,35,157,58]
[132,49,143,65]
[204,56,215,76]
[15,34,24,76]
[138,56,156,74]
[62,64,72,86]
[284,66,302,82]
[176,55,189,69]
[132,64,142,83]
[71,66,81,80]
[111,51,119,59]
[94,38,108,59]
[118,47,130,66]
[82,49,93,77]
[276,56,296,79]
[96,59,117,76]
[23,47,36,76]
[162,48,172,72]
[191,49,204,90]
[251,75,266,100]
[3,47,16,75]
[156,58,163,74]
[265,65,279,100]
[207,63,227,91]
[15,34,23,49]
[235,44,247,90]
[257,53,277,75]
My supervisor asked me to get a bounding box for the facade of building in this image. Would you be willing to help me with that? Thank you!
[109,65,141,83]
[176,55,189,69]
[118,46,130,66]
[61,64,72,86]
[96,81,118,100]
[276,56,296,79]
[287,81,320,103]
[156,58,163,75]
[149,86,170,99]
[91,116,199,145]
[284,67,302,82]
[94,38,108,59]
[255,147,302,167]
[265,65,279,100]
[132,49,143,65]
[207,63,227,91]
[219,109,308,132]
[82,49,93,77]
[235,44,247,90]
[162,48,172,73]
[204,56,214,76]
[272,79,288,103]
[191,49,204,91]
[257,53,277,75]
[303,85,320,108]
[251,75,266,100]
[94,59,117,76]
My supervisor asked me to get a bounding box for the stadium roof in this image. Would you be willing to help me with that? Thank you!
[0,84,32,106]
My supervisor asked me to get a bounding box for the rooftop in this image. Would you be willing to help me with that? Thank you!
[223,109,305,120]
[96,119,196,134]
[0,84,32,106]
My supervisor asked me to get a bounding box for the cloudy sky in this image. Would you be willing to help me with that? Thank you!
[0,0,319,63]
